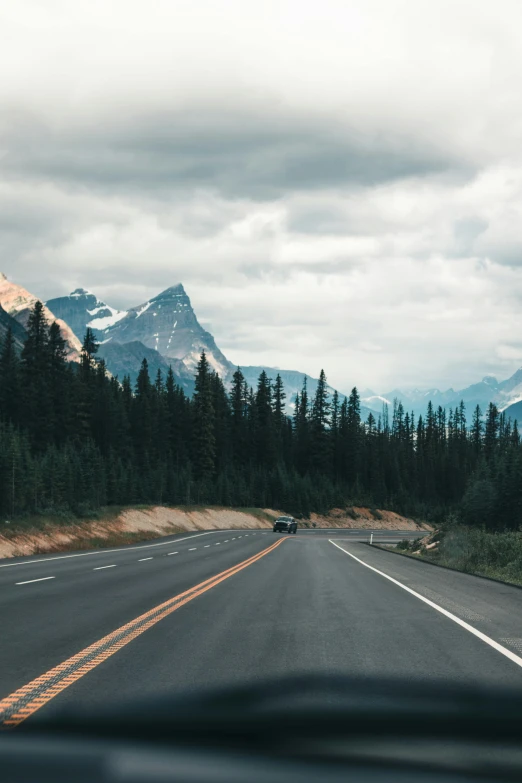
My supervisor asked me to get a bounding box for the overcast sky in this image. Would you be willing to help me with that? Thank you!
[2,0,522,393]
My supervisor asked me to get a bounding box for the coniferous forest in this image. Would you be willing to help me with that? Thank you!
[1,302,521,528]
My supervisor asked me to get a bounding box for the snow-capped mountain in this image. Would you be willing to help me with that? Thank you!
[44,281,358,406]
[0,273,82,361]
[364,368,522,420]
[46,289,127,342]
[97,284,232,379]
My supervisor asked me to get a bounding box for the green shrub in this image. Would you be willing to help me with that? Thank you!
[437,527,522,585]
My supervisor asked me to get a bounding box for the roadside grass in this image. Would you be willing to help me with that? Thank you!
[0,506,153,537]
[386,528,522,587]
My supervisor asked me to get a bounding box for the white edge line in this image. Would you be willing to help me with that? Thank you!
[16,576,55,585]
[0,530,241,570]
[329,540,522,671]
[138,557,153,562]
[93,565,116,570]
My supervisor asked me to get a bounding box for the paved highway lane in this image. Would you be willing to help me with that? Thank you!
[2,531,522,727]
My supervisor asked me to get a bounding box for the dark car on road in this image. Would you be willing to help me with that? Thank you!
[273,516,297,534]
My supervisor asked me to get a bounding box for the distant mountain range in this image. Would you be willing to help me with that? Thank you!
[1,272,521,422]
[362,368,522,421]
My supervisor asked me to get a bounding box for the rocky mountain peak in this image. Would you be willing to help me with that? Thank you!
[46,290,126,340]
[154,283,186,297]
[98,283,232,378]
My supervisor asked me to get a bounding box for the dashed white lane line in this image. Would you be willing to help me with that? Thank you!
[0,530,238,570]
[138,557,153,562]
[231,538,236,540]
[167,552,178,556]
[93,565,116,571]
[16,577,55,585]
[204,545,210,548]
[329,540,522,672]
[215,543,221,546]
[188,548,197,551]
[224,540,229,543]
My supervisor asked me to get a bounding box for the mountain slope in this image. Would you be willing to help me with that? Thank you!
[0,274,82,361]
[0,303,26,351]
[504,399,522,423]
[46,289,126,342]
[98,284,232,378]
[97,340,195,395]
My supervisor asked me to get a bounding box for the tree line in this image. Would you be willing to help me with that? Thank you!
[0,301,521,529]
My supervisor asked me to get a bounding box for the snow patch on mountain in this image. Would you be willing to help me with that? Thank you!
[88,309,127,330]
[362,394,392,409]
[135,301,152,319]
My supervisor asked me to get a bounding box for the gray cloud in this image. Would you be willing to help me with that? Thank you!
[2,0,522,391]
[1,109,466,201]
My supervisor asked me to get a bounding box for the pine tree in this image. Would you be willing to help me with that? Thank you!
[192,352,216,479]
[254,370,276,466]
[0,328,20,424]
[294,377,310,473]
[47,321,70,443]
[21,302,53,450]
[272,374,287,433]
[345,387,361,486]
[471,405,483,454]
[484,403,499,460]
[230,367,248,465]
[310,369,331,473]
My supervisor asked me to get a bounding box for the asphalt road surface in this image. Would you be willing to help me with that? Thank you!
[1,527,522,728]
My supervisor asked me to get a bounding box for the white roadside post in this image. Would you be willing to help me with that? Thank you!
[370,533,373,545]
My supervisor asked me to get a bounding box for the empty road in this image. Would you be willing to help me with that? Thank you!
[1,527,522,727]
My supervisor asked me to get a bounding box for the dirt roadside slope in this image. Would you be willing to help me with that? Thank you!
[0,505,428,559]
[306,507,430,531]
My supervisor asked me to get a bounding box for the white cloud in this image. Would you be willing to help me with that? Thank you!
[1,0,522,392]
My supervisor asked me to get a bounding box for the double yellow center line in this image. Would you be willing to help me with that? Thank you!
[0,536,288,728]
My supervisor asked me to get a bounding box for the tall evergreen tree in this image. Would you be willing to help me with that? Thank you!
[310,369,331,473]
[192,352,216,480]
[0,328,20,425]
